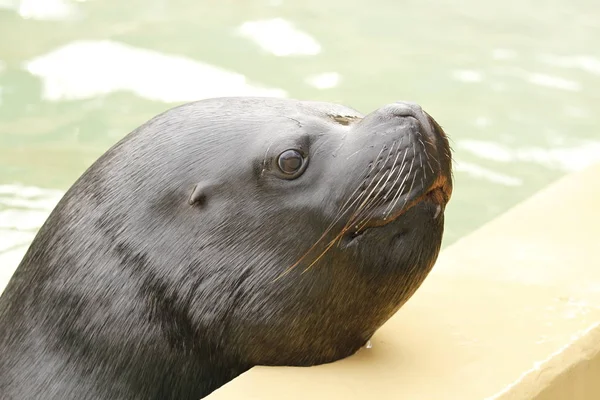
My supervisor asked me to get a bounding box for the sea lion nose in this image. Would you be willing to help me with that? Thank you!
[379,101,436,140]
[387,101,424,119]
[358,101,434,142]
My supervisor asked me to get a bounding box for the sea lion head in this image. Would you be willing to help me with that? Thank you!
[101,97,452,366]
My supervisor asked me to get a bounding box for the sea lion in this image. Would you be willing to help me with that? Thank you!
[0,97,452,400]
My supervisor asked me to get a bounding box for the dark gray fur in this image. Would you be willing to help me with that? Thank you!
[0,97,452,399]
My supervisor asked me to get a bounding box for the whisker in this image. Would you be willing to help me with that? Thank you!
[426,157,435,175]
[331,145,387,221]
[383,145,409,200]
[260,142,274,177]
[351,141,399,216]
[423,136,435,149]
[301,230,347,273]
[346,149,362,160]
[356,141,402,206]
[420,137,438,171]
[400,159,419,210]
[381,157,410,219]
[374,139,404,199]
[417,138,430,160]
[385,149,416,215]
[352,144,405,228]
[324,178,366,233]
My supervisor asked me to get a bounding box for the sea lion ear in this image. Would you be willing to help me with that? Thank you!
[188,181,215,207]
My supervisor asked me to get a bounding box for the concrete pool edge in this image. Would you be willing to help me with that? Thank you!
[207,162,600,400]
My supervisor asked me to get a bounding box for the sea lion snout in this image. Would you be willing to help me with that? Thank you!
[354,101,433,143]
[335,100,452,229]
[377,101,439,139]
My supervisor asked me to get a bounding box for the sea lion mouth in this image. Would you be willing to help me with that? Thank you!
[346,180,450,242]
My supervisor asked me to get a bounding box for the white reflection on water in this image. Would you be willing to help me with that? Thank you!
[473,116,492,128]
[0,184,63,293]
[458,140,600,173]
[0,0,80,21]
[236,18,321,57]
[491,49,517,61]
[452,69,484,83]
[539,54,600,75]
[304,72,341,89]
[24,40,287,102]
[527,73,581,92]
[489,65,582,92]
[454,161,523,187]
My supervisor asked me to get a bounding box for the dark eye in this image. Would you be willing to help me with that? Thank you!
[277,149,304,175]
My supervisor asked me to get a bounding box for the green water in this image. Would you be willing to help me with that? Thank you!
[1,0,599,277]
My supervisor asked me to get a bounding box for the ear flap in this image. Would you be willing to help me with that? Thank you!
[188,181,215,208]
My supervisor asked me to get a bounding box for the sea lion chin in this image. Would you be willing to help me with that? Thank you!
[0,97,453,400]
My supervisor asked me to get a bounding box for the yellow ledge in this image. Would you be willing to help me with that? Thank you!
[208,163,600,400]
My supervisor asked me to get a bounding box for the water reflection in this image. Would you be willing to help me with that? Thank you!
[452,69,485,83]
[455,161,523,187]
[236,18,322,57]
[491,49,518,60]
[458,140,600,173]
[539,54,600,75]
[0,0,81,21]
[25,40,287,102]
[527,73,581,92]
[304,72,341,89]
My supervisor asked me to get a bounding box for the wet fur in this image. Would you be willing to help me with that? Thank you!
[0,97,452,399]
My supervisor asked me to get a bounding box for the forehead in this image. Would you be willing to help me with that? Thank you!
[296,100,364,120]
[196,97,364,120]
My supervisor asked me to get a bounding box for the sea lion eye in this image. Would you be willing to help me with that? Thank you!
[277,149,304,175]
